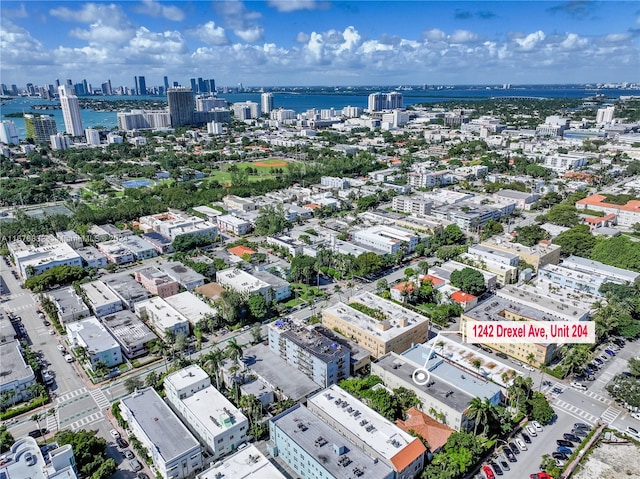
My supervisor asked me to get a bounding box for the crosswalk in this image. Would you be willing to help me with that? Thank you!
[67,411,105,431]
[600,406,621,424]
[90,389,110,410]
[583,390,613,405]
[46,410,58,432]
[554,399,598,424]
[56,387,89,404]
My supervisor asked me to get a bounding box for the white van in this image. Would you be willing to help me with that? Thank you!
[64,354,74,363]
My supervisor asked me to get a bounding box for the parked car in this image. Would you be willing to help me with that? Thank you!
[564,433,581,443]
[599,354,609,362]
[570,381,588,391]
[123,449,134,459]
[531,421,543,432]
[552,452,568,460]
[503,448,517,462]
[557,439,574,447]
[64,354,74,363]
[574,423,591,430]
[129,459,143,472]
[530,473,552,479]
[482,465,495,479]
[515,438,527,451]
[631,412,640,421]
[109,429,121,439]
[116,438,128,448]
[137,474,149,479]
[28,429,47,438]
[489,461,503,476]
[557,446,572,455]
[521,432,531,444]
[627,426,640,439]
[594,357,604,365]
[496,352,509,360]
[56,345,65,352]
[605,349,616,356]
[526,424,538,436]
[497,457,510,471]
[571,428,588,437]
[508,442,520,455]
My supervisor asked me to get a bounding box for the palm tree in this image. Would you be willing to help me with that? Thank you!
[334,284,342,302]
[30,413,44,436]
[526,352,536,377]
[436,340,446,356]
[417,260,429,276]
[200,347,224,390]
[472,358,482,377]
[466,397,497,436]
[225,338,244,366]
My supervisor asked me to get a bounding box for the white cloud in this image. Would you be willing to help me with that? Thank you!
[214,0,264,43]
[296,32,310,43]
[449,30,478,44]
[558,33,588,50]
[603,33,630,43]
[234,26,264,43]
[189,21,229,45]
[424,28,446,42]
[71,24,135,44]
[3,3,28,18]
[515,30,546,51]
[267,0,320,12]
[50,3,128,26]
[135,0,185,22]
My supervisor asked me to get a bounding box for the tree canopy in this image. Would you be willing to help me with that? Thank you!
[54,429,110,478]
[449,267,486,296]
[553,224,596,257]
[513,225,549,247]
[254,204,290,236]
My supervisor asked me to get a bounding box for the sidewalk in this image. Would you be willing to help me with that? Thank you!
[560,420,607,479]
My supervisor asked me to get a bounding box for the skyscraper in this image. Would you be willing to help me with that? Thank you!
[190,78,197,94]
[167,87,195,127]
[0,120,19,145]
[209,79,216,93]
[261,92,274,115]
[24,114,58,143]
[164,76,170,92]
[138,76,147,96]
[58,85,84,136]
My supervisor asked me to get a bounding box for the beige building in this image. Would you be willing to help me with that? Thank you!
[322,292,429,359]
[480,238,561,272]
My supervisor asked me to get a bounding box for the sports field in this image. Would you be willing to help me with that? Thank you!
[207,159,290,185]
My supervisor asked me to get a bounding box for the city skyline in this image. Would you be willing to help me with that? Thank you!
[1,1,639,88]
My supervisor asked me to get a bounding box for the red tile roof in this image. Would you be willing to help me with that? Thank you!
[390,437,427,472]
[228,245,256,257]
[396,407,454,452]
[450,291,477,303]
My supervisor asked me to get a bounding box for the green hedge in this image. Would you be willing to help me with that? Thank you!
[0,396,49,420]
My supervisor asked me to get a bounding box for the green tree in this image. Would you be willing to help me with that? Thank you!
[553,224,596,257]
[124,377,143,394]
[591,235,640,271]
[629,358,640,377]
[250,324,263,344]
[376,278,389,294]
[145,371,160,389]
[218,289,246,324]
[442,224,466,245]
[199,347,224,389]
[449,267,486,296]
[466,397,498,436]
[540,454,562,479]
[54,429,109,478]
[0,425,14,453]
[225,338,244,365]
[290,254,318,284]
[528,391,555,424]
[513,225,549,247]
[91,458,117,479]
[544,204,582,227]
[248,293,269,320]
[254,204,290,236]
[480,220,504,240]
[354,252,383,277]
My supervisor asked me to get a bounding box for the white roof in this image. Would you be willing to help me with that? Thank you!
[182,385,248,436]
[164,291,217,323]
[198,444,286,479]
[81,280,121,307]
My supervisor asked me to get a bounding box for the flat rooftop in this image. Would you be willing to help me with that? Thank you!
[271,319,349,364]
[325,291,428,342]
[164,292,217,323]
[103,273,152,304]
[81,280,121,307]
[198,444,286,479]
[121,388,200,463]
[308,385,424,462]
[165,364,209,392]
[481,237,561,257]
[272,404,394,479]
[135,297,189,330]
[67,317,119,352]
[0,341,35,386]
[562,255,640,283]
[101,310,156,349]
[468,244,519,261]
[48,287,90,315]
[182,386,248,436]
[158,261,206,284]
[496,285,589,321]
[242,344,320,401]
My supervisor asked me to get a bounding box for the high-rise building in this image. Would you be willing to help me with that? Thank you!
[195,95,227,112]
[190,78,197,94]
[209,78,215,93]
[85,128,101,146]
[368,91,403,111]
[0,120,19,145]
[197,77,207,94]
[138,76,147,96]
[58,85,84,136]
[261,92,274,115]
[163,76,169,92]
[167,87,194,127]
[24,114,57,143]
[101,80,112,95]
[596,106,615,124]
[50,133,71,150]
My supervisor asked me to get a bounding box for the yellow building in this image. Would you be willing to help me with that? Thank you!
[480,238,561,272]
[322,291,429,359]
[460,286,590,366]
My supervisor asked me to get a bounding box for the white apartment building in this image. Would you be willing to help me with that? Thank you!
[8,240,83,279]
[216,214,252,235]
[543,153,587,172]
[307,385,426,479]
[216,268,273,302]
[0,120,19,144]
[135,297,190,340]
[85,128,101,146]
[321,176,350,189]
[391,196,432,216]
[50,133,71,150]
[66,316,123,370]
[165,365,249,460]
[164,292,218,327]
[407,170,456,188]
[352,225,418,254]
[467,244,519,267]
[80,280,123,317]
[222,195,257,212]
[232,102,259,120]
[120,388,203,479]
[596,106,615,124]
[97,240,135,265]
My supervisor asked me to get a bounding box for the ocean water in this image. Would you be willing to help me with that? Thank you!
[2,86,637,139]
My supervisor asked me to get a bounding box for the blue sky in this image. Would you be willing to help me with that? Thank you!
[1,1,639,89]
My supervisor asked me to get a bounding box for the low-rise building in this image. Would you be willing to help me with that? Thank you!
[460,253,517,286]
[216,268,272,302]
[165,365,248,460]
[142,232,174,254]
[0,437,78,479]
[269,404,395,479]
[492,189,540,210]
[135,297,190,340]
[322,292,429,359]
[80,280,123,317]
[140,212,218,241]
[164,292,217,327]
[560,255,640,285]
[197,444,286,479]
[158,261,206,291]
[307,385,426,479]
[432,201,513,231]
[216,214,252,235]
[66,316,123,370]
[321,176,350,189]
[268,319,350,387]
[102,273,152,309]
[391,196,432,216]
[0,339,36,405]
[575,194,640,227]
[480,238,561,272]
[56,230,83,249]
[223,195,256,212]
[439,260,498,291]
[46,287,91,324]
[352,225,419,254]
[101,310,157,359]
[97,240,135,264]
[543,153,587,172]
[8,240,82,279]
[372,344,502,431]
[76,246,108,269]
[266,235,304,257]
[467,244,519,267]
[135,266,180,298]
[120,388,203,479]
[118,235,157,260]
[396,407,454,454]
[253,269,291,302]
